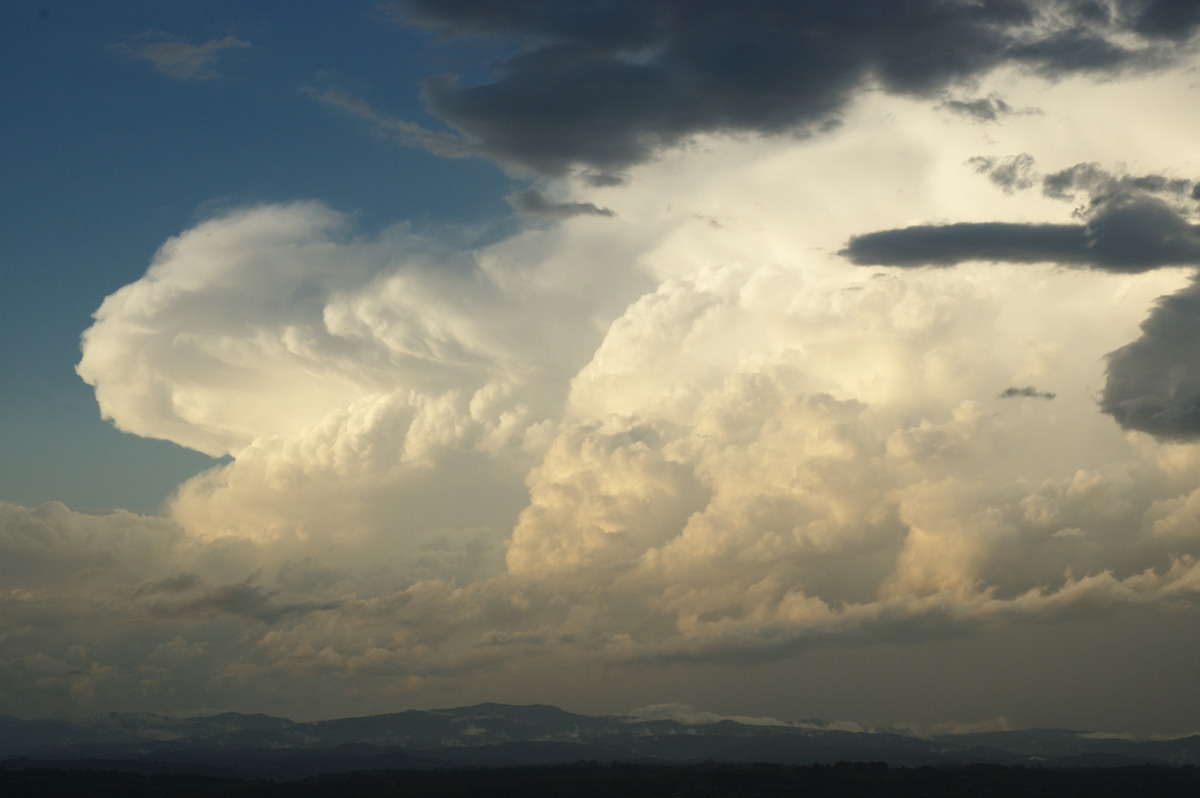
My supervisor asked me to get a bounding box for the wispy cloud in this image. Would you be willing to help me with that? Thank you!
[111,33,251,80]
[302,85,473,159]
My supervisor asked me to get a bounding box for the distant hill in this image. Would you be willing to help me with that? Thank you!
[1,704,1197,780]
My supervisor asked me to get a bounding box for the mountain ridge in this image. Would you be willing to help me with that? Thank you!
[2,703,1197,779]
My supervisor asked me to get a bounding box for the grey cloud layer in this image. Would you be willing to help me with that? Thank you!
[384,0,1198,176]
[842,157,1200,272]
[842,195,1200,272]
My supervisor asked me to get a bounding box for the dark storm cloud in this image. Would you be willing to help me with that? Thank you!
[1043,162,1117,200]
[383,0,1199,176]
[842,194,1200,272]
[505,188,615,218]
[999,386,1057,400]
[1042,162,1196,201]
[955,157,1196,203]
[1004,27,1146,73]
[941,94,1015,122]
[1128,0,1200,40]
[1102,277,1200,440]
[843,222,1083,267]
[970,153,1037,192]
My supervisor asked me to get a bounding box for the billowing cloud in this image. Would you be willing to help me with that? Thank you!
[76,202,643,459]
[111,33,250,80]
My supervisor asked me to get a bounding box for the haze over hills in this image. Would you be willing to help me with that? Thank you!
[2,704,1197,780]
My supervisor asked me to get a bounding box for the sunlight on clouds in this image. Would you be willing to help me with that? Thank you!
[19,57,1199,723]
[78,203,375,457]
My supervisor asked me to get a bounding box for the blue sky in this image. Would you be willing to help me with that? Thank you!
[3,1,1200,734]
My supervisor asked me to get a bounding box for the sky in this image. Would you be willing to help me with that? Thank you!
[3,0,1200,735]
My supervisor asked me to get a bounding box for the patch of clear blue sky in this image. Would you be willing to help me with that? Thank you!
[1,1,519,512]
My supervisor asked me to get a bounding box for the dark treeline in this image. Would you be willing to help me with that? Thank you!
[4,761,1200,797]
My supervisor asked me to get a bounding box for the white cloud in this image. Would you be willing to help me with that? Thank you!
[19,60,1200,726]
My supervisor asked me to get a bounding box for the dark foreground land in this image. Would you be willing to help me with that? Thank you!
[3,761,1200,797]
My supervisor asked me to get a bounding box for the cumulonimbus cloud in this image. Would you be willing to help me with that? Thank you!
[64,182,1200,684]
[11,4,1200,722]
[49,99,1200,717]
